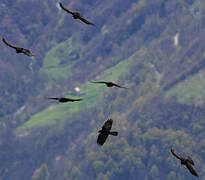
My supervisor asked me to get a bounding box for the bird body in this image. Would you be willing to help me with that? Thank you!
[47,97,83,103]
[91,81,128,89]
[59,2,95,26]
[170,149,199,177]
[97,119,118,146]
[105,82,116,87]
[73,12,82,19]
[2,38,35,56]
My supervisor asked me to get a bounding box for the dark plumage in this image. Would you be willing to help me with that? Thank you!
[59,2,95,26]
[47,97,83,103]
[97,119,118,146]
[2,38,35,56]
[171,149,199,177]
[91,81,128,89]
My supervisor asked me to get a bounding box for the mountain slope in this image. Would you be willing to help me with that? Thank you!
[0,0,205,179]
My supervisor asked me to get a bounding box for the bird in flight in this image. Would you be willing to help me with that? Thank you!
[170,149,199,177]
[47,97,83,103]
[59,2,95,26]
[2,37,35,56]
[91,81,128,89]
[97,119,118,146]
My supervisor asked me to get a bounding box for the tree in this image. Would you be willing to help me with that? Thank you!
[168,171,177,180]
[32,164,50,180]
[150,165,159,180]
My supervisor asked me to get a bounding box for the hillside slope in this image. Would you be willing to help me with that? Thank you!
[0,0,205,179]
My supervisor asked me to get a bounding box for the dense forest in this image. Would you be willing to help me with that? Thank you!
[0,0,205,179]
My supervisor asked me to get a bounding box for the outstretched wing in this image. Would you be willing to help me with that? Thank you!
[187,156,195,166]
[102,119,113,132]
[59,2,74,15]
[97,133,108,146]
[91,81,108,84]
[64,98,83,102]
[47,97,59,101]
[112,83,128,89]
[2,38,18,49]
[23,49,35,56]
[186,162,199,177]
[170,149,183,161]
[78,16,95,26]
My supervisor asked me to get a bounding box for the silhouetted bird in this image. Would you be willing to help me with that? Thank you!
[91,81,128,89]
[97,119,118,146]
[47,97,83,103]
[2,38,35,56]
[171,149,199,177]
[59,2,95,26]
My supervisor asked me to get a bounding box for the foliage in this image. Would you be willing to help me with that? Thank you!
[32,164,50,180]
[0,0,205,180]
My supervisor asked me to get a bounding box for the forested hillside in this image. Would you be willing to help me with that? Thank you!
[0,0,205,179]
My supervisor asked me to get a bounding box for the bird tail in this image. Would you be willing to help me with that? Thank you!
[109,131,118,136]
[73,98,83,102]
[46,97,58,100]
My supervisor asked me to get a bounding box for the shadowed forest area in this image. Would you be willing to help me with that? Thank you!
[0,0,205,179]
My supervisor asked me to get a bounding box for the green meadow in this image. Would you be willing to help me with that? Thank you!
[18,53,133,131]
[166,70,205,103]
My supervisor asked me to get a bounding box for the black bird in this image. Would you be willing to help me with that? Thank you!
[59,2,95,26]
[170,149,199,177]
[97,119,118,146]
[2,37,35,56]
[47,97,83,103]
[91,81,128,89]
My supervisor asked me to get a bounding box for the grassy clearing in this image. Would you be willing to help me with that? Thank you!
[165,69,205,103]
[17,56,134,131]
[39,38,80,80]
[101,58,131,81]
[17,83,101,130]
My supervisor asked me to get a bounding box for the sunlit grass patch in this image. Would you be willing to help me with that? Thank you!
[166,70,205,104]
[39,38,80,80]
[18,56,133,131]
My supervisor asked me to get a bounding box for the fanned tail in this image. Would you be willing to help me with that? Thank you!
[110,131,118,136]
